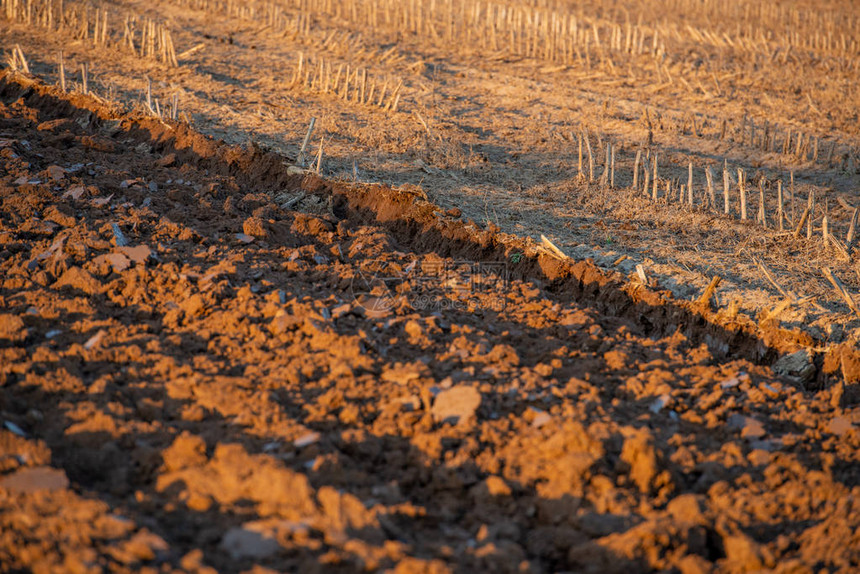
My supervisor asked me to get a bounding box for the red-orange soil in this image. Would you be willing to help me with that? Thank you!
[1,73,859,573]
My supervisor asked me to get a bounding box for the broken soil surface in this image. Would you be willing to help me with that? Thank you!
[1,73,859,573]
[3,0,860,346]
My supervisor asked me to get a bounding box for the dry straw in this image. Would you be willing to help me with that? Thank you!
[0,0,179,67]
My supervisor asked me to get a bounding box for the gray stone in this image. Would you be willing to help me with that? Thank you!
[221,525,280,560]
[432,385,481,424]
[727,414,766,439]
[772,350,815,383]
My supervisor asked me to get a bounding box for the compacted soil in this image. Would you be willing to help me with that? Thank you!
[0,73,859,573]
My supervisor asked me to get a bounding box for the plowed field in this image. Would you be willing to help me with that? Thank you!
[1,0,860,572]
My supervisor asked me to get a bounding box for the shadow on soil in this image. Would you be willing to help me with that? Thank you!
[7,323,830,572]
[6,304,845,572]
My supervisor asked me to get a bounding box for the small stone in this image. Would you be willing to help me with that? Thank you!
[63,185,86,200]
[772,350,815,383]
[720,377,741,389]
[294,431,320,448]
[93,252,131,273]
[649,394,671,414]
[84,329,107,350]
[742,423,765,439]
[111,223,130,247]
[531,410,552,428]
[91,193,114,206]
[221,525,280,560]
[355,295,393,319]
[747,449,772,466]
[828,416,854,436]
[3,421,26,437]
[760,382,780,398]
[524,406,551,427]
[117,245,152,264]
[431,385,481,425]
[727,414,766,439]
[0,466,69,493]
[46,165,66,181]
[235,233,255,243]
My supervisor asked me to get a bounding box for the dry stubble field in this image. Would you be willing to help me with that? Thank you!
[1,0,860,572]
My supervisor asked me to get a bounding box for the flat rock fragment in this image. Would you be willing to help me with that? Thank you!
[431,385,481,424]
